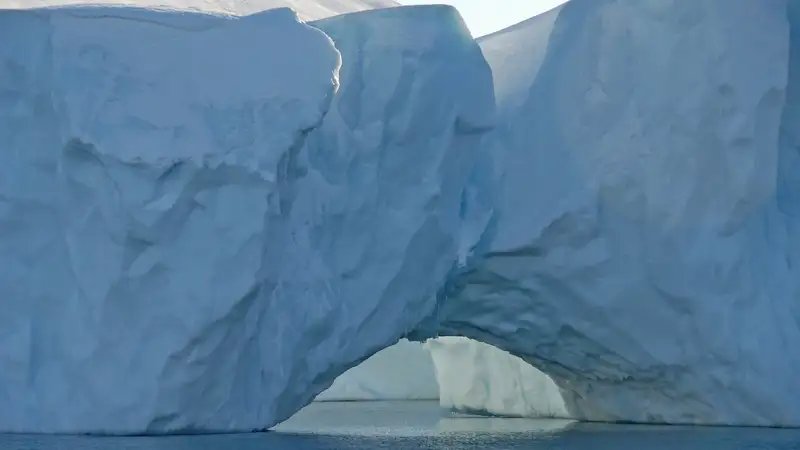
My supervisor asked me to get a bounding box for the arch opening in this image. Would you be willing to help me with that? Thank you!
[306,333,571,421]
[314,339,439,402]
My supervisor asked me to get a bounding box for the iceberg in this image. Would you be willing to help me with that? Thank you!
[2,0,800,434]
[424,0,800,427]
[0,2,493,434]
[258,3,493,423]
[425,337,568,419]
[0,5,341,434]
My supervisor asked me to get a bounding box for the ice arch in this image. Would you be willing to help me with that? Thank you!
[0,0,399,20]
[412,0,800,428]
[0,3,494,434]
[1,0,800,435]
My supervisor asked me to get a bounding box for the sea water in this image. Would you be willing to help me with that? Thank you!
[1,401,799,449]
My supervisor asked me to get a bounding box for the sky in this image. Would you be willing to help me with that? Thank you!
[399,0,568,38]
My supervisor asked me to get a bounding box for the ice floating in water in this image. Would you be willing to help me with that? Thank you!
[1,0,800,434]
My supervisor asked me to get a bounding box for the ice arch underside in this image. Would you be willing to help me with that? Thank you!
[0,0,799,434]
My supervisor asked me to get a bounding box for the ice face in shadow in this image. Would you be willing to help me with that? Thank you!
[427,0,800,427]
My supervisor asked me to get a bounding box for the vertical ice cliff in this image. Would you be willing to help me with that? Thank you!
[0,5,340,434]
[3,0,799,434]
[0,4,494,434]
[261,4,493,425]
[425,337,568,418]
[422,0,800,426]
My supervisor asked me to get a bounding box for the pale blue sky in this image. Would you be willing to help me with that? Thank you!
[400,0,568,37]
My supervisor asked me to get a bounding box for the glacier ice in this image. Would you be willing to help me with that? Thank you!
[425,337,568,419]
[423,0,800,427]
[316,340,437,401]
[316,335,564,415]
[258,3,492,424]
[0,5,341,434]
[3,0,800,434]
[0,2,493,434]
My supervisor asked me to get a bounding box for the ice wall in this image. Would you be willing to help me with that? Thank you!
[0,4,494,434]
[3,0,799,434]
[0,6,340,434]
[264,4,493,422]
[424,0,800,427]
[316,340,438,401]
[425,337,568,418]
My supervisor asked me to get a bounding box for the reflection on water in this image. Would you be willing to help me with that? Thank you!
[1,401,799,449]
[437,415,576,434]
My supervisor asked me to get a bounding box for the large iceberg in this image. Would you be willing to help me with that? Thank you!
[316,339,437,401]
[0,2,493,434]
[421,0,800,427]
[2,0,800,434]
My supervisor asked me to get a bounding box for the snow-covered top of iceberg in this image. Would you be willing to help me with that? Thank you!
[35,6,338,166]
[0,0,398,19]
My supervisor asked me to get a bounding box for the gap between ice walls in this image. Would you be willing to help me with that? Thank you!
[317,338,571,420]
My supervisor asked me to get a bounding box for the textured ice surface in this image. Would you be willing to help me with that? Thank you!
[316,340,437,401]
[266,3,492,421]
[425,337,567,418]
[0,0,398,20]
[0,2,492,434]
[423,0,800,427]
[0,5,340,434]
